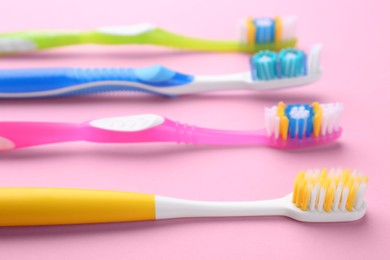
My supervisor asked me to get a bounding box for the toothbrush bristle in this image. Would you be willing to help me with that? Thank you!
[292,168,368,212]
[264,102,343,147]
[240,16,297,45]
[280,16,297,41]
[308,45,322,75]
[253,18,275,44]
[250,45,322,81]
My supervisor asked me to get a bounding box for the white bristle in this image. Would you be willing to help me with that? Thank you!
[264,106,280,139]
[281,16,297,41]
[317,187,326,211]
[0,38,36,54]
[320,103,344,135]
[308,44,322,74]
[321,111,329,136]
[332,182,343,211]
[265,108,274,136]
[274,116,280,139]
[239,19,248,44]
[309,183,320,211]
[327,106,336,134]
[340,187,349,211]
[354,182,367,210]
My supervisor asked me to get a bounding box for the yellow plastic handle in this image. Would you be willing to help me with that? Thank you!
[0,188,156,226]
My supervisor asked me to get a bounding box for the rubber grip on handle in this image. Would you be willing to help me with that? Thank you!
[0,66,194,97]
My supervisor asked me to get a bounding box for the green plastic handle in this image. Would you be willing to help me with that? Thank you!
[0,26,297,54]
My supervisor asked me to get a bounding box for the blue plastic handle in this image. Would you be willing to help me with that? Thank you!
[0,65,194,97]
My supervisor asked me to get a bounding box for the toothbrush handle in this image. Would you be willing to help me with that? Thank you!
[0,187,288,226]
[85,115,268,145]
[0,31,84,54]
[0,115,269,150]
[0,122,82,150]
[0,188,155,226]
[0,27,297,55]
[0,66,194,98]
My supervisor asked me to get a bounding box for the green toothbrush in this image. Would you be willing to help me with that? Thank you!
[0,16,297,55]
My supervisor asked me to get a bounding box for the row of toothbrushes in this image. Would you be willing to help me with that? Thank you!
[0,16,317,98]
[0,16,368,227]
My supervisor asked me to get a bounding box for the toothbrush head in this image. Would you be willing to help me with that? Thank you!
[286,168,367,222]
[264,102,343,149]
[240,16,297,51]
[250,45,322,84]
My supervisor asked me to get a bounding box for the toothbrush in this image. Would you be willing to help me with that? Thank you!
[0,45,322,98]
[0,102,342,151]
[0,16,297,55]
[0,168,367,226]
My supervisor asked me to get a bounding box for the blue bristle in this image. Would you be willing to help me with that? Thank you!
[253,18,275,43]
[289,118,296,138]
[285,104,316,139]
[251,50,278,80]
[301,52,308,76]
[286,104,296,138]
[279,48,305,78]
[298,119,304,139]
[249,58,258,80]
[306,105,314,137]
[276,58,283,78]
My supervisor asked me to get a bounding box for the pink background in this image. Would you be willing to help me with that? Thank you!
[0,0,389,259]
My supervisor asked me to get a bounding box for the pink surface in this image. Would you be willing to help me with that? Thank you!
[0,0,389,259]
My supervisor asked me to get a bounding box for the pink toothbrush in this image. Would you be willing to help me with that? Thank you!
[0,102,343,151]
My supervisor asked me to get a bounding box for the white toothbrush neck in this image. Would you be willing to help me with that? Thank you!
[191,72,251,92]
[155,196,288,220]
[188,71,322,94]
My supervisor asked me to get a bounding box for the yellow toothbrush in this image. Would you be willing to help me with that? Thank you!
[0,168,367,226]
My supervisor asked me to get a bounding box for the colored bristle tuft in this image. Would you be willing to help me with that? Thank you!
[264,102,343,141]
[292,169,368,212]
[253,18,275,44]
[279,48,306,78]
[274,17,282,43]
[250,46,320,81]
[285,104,312,139]
[308,44,322,74]
[318,103,343,136]
[280,16,297,41]
[251,50,278,80]
[240,18,255,45]
[240,16,296,45]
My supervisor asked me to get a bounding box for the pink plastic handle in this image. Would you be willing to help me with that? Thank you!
[0,122,81,149]
[0,117,268,150]
[83,118,268,145]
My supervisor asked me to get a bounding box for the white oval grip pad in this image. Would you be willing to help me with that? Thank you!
[89,114,165,132]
